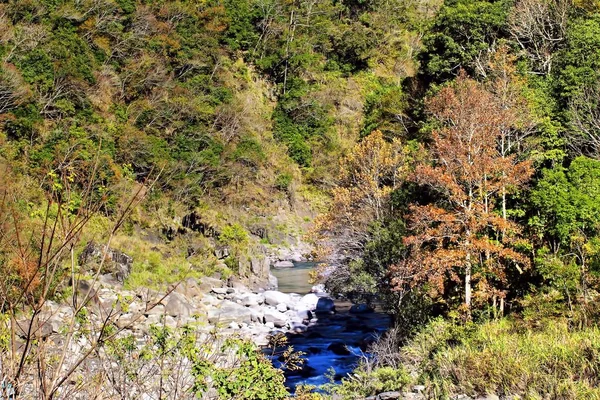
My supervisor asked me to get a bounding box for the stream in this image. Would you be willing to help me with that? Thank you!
[270,262,391,392]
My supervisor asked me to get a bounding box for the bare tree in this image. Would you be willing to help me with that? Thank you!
[508,0,570,74]
[568,84,600,158]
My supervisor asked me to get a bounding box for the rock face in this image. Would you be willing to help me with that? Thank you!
[79,241,133,283]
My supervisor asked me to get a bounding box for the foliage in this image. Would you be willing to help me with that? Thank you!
[396,74,533,315]
[330,366,410,399]
[403,317,600,398]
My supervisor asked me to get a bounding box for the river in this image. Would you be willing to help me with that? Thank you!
[270,262,391,392]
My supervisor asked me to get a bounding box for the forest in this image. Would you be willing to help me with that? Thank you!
[2,0,600,398]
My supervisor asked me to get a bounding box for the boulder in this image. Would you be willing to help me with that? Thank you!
[298,293,320,310]
[327,342,350,356]
[273,260,294,269]
[263,290,291,306]
[251,257,270,277]
[207,301,253,325]
[349,304,374,314]
[165,293,194,319]
[263,309,288,328]
[276,303,288,312]
[295,309,313,321]
[316,297,335,313]
[377,392,401,400]
[16,317,54,339]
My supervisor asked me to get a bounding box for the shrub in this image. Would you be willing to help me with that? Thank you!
[330,366,410,399]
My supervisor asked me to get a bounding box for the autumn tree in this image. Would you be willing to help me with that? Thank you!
[315,130,410,258]
[394,74,533,316]
[313,130,415,302]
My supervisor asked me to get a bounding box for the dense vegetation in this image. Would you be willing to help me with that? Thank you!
[4,0,600,398]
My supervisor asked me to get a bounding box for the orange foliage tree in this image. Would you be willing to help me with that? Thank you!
[391,74,533,316]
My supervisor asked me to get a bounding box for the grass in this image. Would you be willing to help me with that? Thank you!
[402,318,600,399]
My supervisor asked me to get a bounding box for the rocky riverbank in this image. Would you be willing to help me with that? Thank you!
[17,273,336,350]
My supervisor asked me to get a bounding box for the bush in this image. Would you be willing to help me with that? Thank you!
[330,366,410,399]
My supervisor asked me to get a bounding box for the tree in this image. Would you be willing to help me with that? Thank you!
[418,0,510,83]
[508,0,570,74]
[315,130,410,259]
[394,74,533,316]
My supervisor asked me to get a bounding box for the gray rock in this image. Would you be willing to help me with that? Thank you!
[476,395,499,400]
[276,303,288,312]
[79,241,133,283]
[207,301,253,325]
[296,309,313,320]
[165,293,194,319]
[273,260,294,269]
[211,287,228,295]
[412,385,426,393]
[298,293,320,310]
[311,284,326,294]
[263,290,291,306]
[377,392,401,400]
[145,304,166,316]
[16,317,54,339]
[263,309,288,328]
[267,274,278,290]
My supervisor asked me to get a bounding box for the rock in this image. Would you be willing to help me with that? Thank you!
[290,252,305,262]
[211,287,228,295]
[349,304,374,314]
[316,297,335,313]
[249,307,265,323]
[165,293,194,319]
[476,395,500,400]
[273,260,294,269]
[263,309,288,328]
[233,293,264,307]
[413,385,426,393]
[298,293,320,310]
[327,342,350,355]
[145,304,166,316]
[276,303,288,312]
[207,301,253,325]
[214,246,229,259]
[251,257,270,277]
[402,394,425,400]
[79,241,133,283]
[267,274,278,290]
[377,392,401,400]
[16,317,54,339]
[311,284,326,294]
[290,321,307,333]
[296,309,313,320]
[263,291,291,306]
